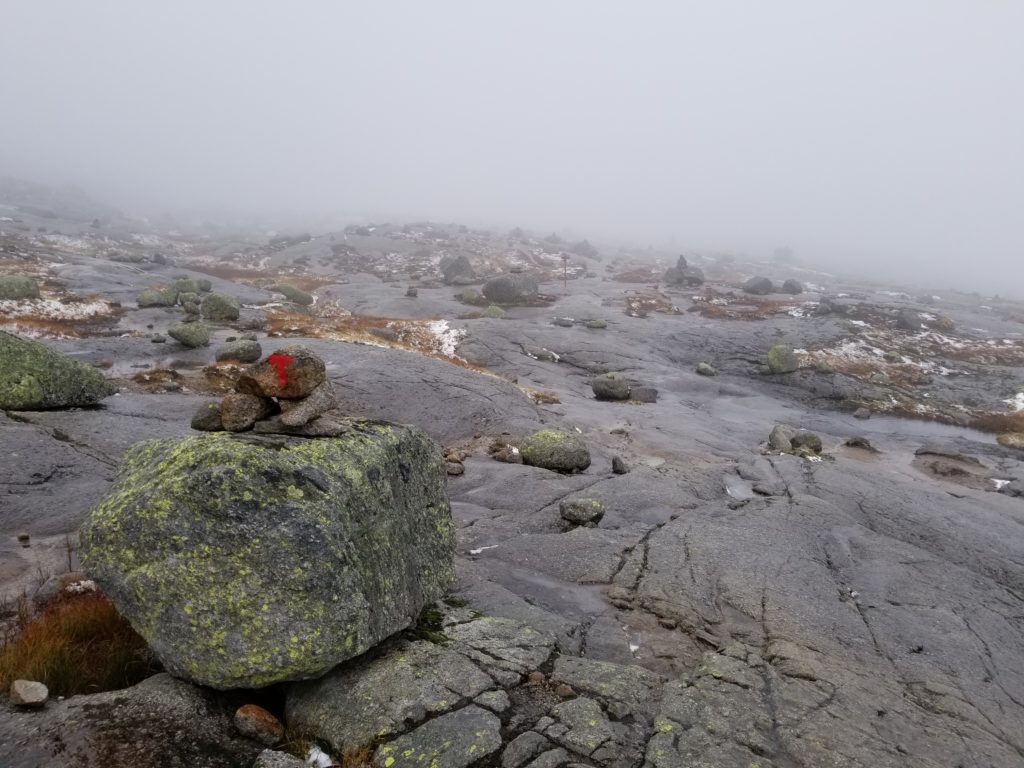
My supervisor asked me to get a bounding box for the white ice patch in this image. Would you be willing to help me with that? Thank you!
[1004,392,1024,412]
[993,479,1011,490]
[0,298,113,320]
[469,545,499,555]
[64,579,97,594]
[427,319,466,357]
[849,320,868,327]
[306,745,333,768]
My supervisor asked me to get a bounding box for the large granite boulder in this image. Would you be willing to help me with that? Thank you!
[0,331,115,410]
[80,425,455,689]
[482,274,539,304]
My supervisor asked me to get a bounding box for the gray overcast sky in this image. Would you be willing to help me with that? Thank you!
[1,2,1021,291]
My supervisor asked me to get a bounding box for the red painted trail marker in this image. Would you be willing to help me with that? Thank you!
[267,353,295,387]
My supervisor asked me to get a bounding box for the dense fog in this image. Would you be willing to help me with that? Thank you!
[1,1,1021,294]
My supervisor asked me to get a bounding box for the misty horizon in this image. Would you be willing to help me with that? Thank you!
[1,2,1021,296]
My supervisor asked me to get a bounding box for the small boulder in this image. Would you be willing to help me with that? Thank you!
[279,381,337,426]
[482,274,539,305]
[744,276,775,295]
[768,424,798,452]
[592,372,631,401]
[220,392,276,432]
[611,456,629,474]
[172,278,204,295]
[236,346,326,399]
[585,319,607,329]
[191,401,224,431]
[405,286,418,298]
[520,430,591,473]
[696,362,716,376]
[780,279,804,295]
[216,340,262,363]
[679,266,705,286]
[272,284,314,306]
[560,498,605,526]
[0,275,40,300]
[853,407,872,420]
[10,679,48,708]
[791,431,823,454]
[440,254,476,285]
[200,292,241,321]
[168,321,210,348]
[553,317,574,327]
[137,288,177,308]
[766,345,798,374]
[234,704,284,746]
[896,309,923,331]
[482,305,506,319]
[0,331,115,410]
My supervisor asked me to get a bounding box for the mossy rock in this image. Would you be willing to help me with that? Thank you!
[0,331,115,410]
[272,284,314,306]
[168,321,210,348]
[200,292,240,321]
[482,305,506,319]
[172,278,204,295]
[137,288,178,308]
[592,372,631,401]
[80,426,455,689]
[482,274,538,305]
[767,345,798,374]
[0,275,40,300]
[585,319,607,330]
[520,429,591,473]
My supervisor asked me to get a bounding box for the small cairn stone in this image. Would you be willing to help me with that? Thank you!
[192,347,339,434]
[234,704,285,746]
[10,680,48,708]
[696,362,716,376]
[279,380,337,427]
[221,393,276,432]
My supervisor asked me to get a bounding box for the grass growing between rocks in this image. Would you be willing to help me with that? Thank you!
[0,591,159,697]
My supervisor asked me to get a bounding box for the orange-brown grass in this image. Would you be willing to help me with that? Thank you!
[187,264,334,292]
[265,309,492,375]
[0,314,118,339]
[688,295,800,321]
[0,591,158,697]
[624,292,680,317]
[969,411,1024,434]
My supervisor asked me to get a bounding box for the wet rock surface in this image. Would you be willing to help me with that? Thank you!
[2,216,1024,767]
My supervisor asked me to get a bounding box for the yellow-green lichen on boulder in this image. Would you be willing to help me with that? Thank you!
[0,330,115,410]
[79,425,455,689]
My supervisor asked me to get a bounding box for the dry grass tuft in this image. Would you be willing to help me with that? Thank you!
[969,410,1024,434]
[0,591,158,697]
[186,264,335,292]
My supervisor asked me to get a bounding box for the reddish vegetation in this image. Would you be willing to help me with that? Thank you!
[688,294,802,321]
[613,269,660,283]
[624,292,680,317]
[0,591,157,697]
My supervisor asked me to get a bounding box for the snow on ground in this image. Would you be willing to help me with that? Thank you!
[1004,392,1024,412]
[0,297,113,320]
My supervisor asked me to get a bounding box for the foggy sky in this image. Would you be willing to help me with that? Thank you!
[1,2,1022,293]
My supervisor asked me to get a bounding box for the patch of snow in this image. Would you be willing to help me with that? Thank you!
[1004,392,1024,412]
[0,298,113,320]
[306,745,333,768]
[849,320,868,327]
[469,545,499,555]
[993,479,1011,490]
[427,319,466,357]
[793,348,808,354]
[64,580,97,594]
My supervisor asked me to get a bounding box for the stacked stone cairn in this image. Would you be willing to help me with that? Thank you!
[191,345,344,435]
